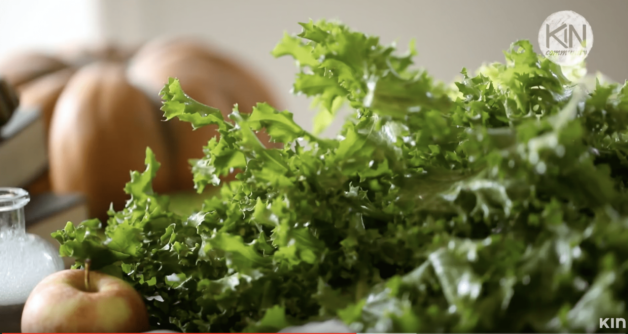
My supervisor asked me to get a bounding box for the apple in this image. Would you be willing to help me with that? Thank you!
[21,261,150,333]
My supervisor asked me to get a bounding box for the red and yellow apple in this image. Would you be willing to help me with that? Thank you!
[21,267,150,333]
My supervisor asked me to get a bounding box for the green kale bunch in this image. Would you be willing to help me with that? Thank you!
[53,20,628,333]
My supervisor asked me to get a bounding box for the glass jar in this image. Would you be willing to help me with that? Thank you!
[0,188,64,332]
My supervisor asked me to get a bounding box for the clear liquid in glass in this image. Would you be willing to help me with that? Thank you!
[0,188,64,332]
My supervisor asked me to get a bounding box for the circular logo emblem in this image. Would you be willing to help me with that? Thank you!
[538,10,593,66]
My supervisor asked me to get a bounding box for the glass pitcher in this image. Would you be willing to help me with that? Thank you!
[0,188,64,332]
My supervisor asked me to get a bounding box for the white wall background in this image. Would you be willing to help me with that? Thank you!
[1,0,628,137]
[0,0,99,55]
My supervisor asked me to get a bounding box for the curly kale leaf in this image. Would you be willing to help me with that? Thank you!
[55,20,628,333]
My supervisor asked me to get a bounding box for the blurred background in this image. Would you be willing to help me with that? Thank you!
[1,0,627,136]
[1,0,627,236]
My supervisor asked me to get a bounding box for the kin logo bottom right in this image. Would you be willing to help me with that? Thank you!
[600,318,626,329]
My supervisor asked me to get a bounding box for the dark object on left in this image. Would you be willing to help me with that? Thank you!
[0,78,19,127]
[0,304,23,333]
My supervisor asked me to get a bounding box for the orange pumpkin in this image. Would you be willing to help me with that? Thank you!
[0,39,279,221]
[128,38,280,188]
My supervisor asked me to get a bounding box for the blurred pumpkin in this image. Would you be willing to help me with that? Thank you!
[0,39,279,221]
[127,38,280,188]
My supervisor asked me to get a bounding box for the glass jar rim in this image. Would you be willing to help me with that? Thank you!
[0,187,30,212]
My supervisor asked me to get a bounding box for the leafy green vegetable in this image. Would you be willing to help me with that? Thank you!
[53,20,628,333]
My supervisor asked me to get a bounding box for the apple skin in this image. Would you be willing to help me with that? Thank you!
[21,269,150,333]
